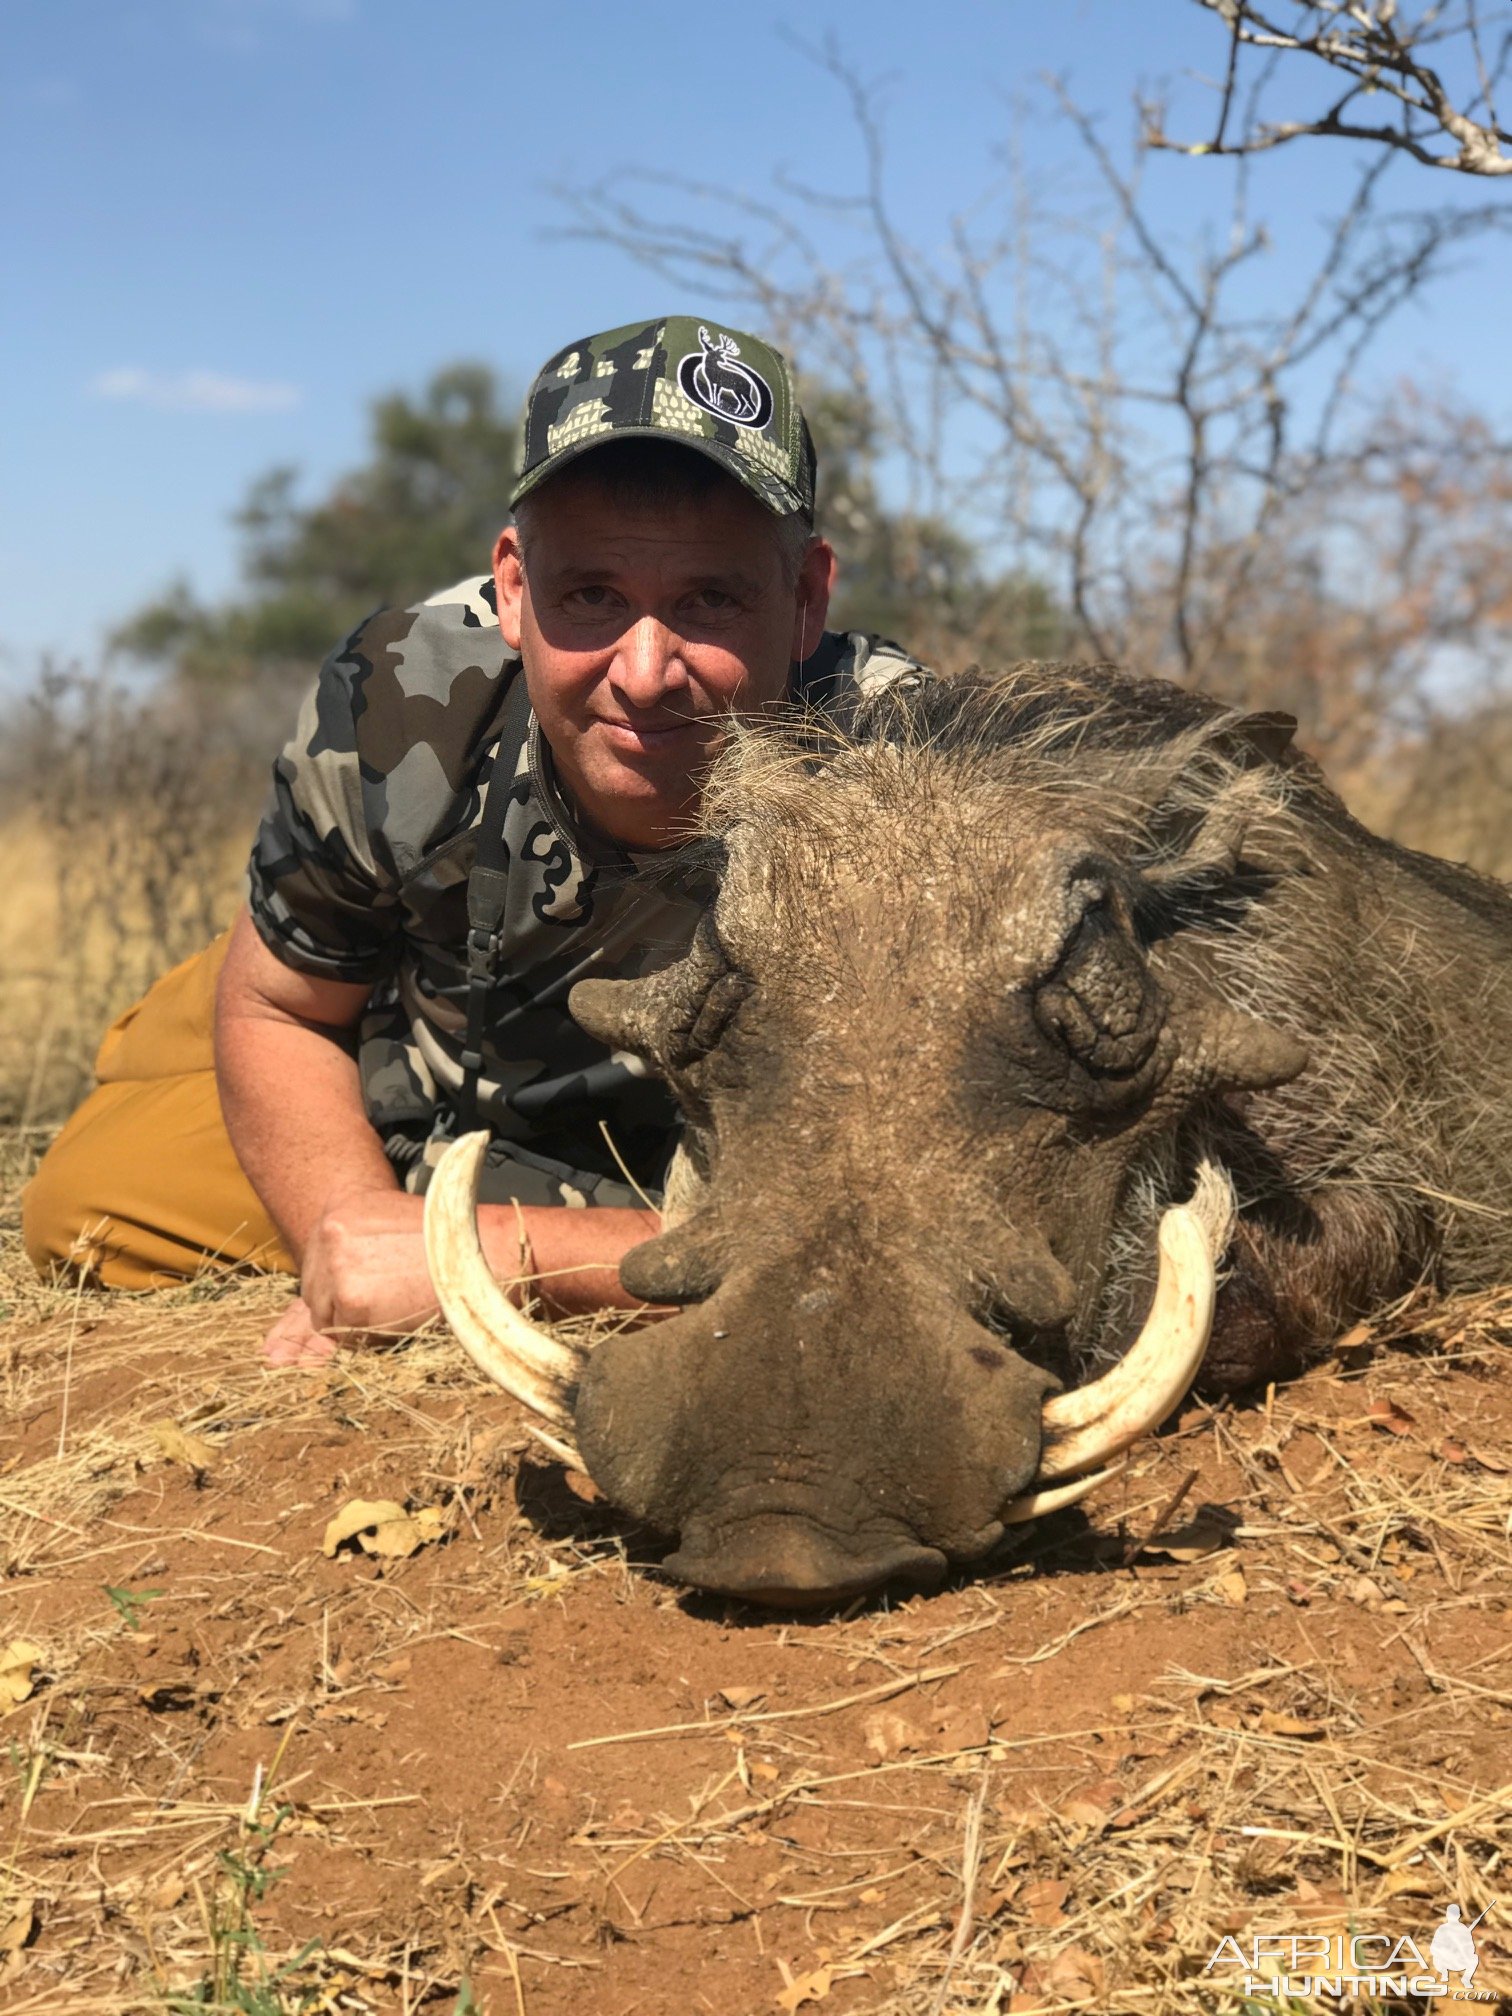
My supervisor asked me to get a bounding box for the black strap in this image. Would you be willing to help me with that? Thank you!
[457,668,525,1135]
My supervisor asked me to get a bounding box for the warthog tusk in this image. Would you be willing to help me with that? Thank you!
[424,1130,585,1451]
[524,1422,585,1470]
[1000,1459,1126,1525]
[1033,1161,1233,1485]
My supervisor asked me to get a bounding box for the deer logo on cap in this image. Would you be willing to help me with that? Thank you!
[678,326,773,430]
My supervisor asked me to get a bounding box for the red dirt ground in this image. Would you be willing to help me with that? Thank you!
[2,1279,1510,2014]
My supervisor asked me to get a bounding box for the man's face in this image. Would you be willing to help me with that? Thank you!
[493,465,834,850]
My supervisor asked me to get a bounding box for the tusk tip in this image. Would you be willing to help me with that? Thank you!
[1000,1459,1127,1526]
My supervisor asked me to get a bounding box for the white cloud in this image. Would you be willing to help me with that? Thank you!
[89,367,301,414]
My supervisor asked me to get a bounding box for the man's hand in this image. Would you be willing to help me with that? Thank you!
[260,1190,438,1367]
[258,1188,665,1364]
[299,1189,438,1340]
[262,1295,342,1367]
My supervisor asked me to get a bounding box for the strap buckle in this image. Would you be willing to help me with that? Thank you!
[466,924,503,979]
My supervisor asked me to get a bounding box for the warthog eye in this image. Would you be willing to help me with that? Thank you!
[668,966,753,1068]
[1033,888,1163,1089]
[663,920,755,1073]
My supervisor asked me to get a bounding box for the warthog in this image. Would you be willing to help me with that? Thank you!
[425,664,1512,1606]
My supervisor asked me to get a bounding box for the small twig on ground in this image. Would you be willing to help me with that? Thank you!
[567,1662,964,1750]
[929,1763,988,2014]
[1121,1466,1202,1567]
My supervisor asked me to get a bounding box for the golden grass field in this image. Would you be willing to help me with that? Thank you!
[1,716,1510,2014]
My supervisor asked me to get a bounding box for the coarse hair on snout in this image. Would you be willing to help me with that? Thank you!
[511,437,814,587]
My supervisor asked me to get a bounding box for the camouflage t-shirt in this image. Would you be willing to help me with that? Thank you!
[247,575,927,1209]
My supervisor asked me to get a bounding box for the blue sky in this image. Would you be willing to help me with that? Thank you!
[6,0,1509,679]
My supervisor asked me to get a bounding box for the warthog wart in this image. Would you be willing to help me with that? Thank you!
[425,664,1512,1605]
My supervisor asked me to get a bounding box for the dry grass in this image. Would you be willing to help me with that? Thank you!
[0,670,269,1128]
[2,1128,1510,2015]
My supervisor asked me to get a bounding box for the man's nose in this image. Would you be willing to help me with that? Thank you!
[612,616,688,712]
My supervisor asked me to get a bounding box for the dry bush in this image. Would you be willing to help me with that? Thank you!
[1351,697,1512,882]
[0,667,277,1128]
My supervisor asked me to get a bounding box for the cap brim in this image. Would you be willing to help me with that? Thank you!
[509,426,810,522]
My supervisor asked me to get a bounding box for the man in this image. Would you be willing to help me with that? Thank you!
[23,317,926,1364]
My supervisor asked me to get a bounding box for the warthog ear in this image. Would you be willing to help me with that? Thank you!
[1212,709,1297,769]
[1135,714,1304,937]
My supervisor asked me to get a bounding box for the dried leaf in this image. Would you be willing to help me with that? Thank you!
[148,1420,217,1471]
[1258,1711,1324,1739]
[1438,1437,1470,1465]
[1045,1946,1104,1999]
[1367,1397,1414,1436]
[0,1642,42,1709]
[1022,1877,1070,1927]
[0,1902,35,1954]
[1333,1321,1375,1353]
[862,1709,925,1762]
[1146,1511,1232,1562]
[1215,1567,1248,1606]
[776,1959,834,2011]
[718,1685,766,1712]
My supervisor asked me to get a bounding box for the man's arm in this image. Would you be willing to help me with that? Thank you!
[215,910,661,1361]
[215,909,391,1257]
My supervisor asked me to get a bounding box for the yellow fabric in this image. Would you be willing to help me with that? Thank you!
[21,934,295,1289]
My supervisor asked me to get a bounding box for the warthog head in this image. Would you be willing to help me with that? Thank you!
[427,670,1311,1606]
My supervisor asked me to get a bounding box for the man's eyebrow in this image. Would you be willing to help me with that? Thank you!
[546,562,621,586]
[681,567,765,593]
[543,561,769,594]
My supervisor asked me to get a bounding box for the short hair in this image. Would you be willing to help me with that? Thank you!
[512,438,813,586]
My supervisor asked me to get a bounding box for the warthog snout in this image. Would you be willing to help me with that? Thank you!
[570,1266,1058,1605]
[423,1135,1231,1605]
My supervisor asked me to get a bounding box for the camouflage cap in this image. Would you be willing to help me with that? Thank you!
[510,316,817,523]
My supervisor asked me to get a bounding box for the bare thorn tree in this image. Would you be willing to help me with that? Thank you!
[1146,1,1512,177]
[557,40,1507,735]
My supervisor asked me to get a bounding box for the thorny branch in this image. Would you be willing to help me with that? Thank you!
[1146,1,1512,176]
[557,41,1511,745]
